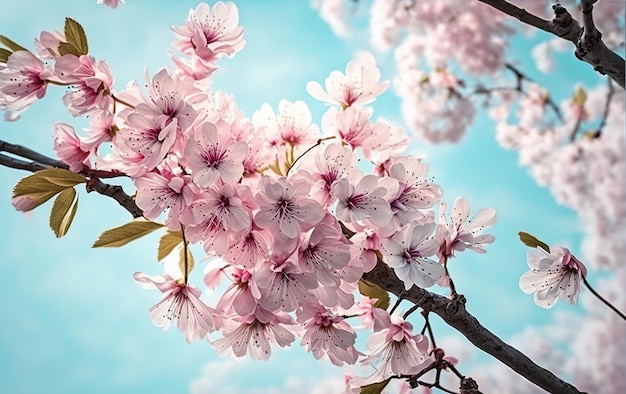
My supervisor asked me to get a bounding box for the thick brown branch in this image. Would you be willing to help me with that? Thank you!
[362,261,585,394]
[477,0,625,88]
[0,139,143,218]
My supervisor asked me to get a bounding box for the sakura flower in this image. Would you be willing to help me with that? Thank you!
[171,2,246,63]
[182,182,252,255]
[97,0,125,8]
[360,309,430,384]
[133,272,219,343]
[321,106,386,154]
[213,307,297,360]
[215,267,261,316]
[387,157,442,227]
[382,221,444,290]
[254,176,325,239]
[137,68,199,132]
[437,196,496,259]
[54,55,114,115]
[184,121,248,187]
[298,303,359,366]
[332,175,395,227]
[293,142,357,208]
[520,245,587,309]
[306,51,389,109]
[115,114,178,171]
[223,226,271,269]
[53,123,91,172]
[254,252,318,312]
[0,50,52,118]
[252,100,319,155]
[134,171,195,229]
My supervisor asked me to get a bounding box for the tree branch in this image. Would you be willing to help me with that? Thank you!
[477,0,625,88]
[0,139,143,218]
[362,261,585,394]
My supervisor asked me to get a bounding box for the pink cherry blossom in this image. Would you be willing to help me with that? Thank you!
[298,303,359,366]
[134,171,195,229]
[0,51,52,119]
[332,175,395,227]
[254,252,318,312]
[252,100,319,156]
[133,272,219,343]
[171,2,246,63]
[136,68,199,133]
[520,245,587,309]
[360,309,430,383]
[115,114,178,172]
[184,121,248,187]
[53,123,91,172]
[437,196,496,259]
[215,267,261,317]
[293,142,357,208]
[183,182,252,255]
[97,0,125,8]
[54,55,114,115]
[254,176,325,239]
[213,307,297,360]
[306,51,389,109]
[382,221,444,290]
[321,106,386,153]
[223,226,271,269]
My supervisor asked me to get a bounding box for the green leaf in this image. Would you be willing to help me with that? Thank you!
[0,48,11,63]
[57,42,81,57]
[361,378,391,394]
[0,34,27,52]
[49,187,78,238]
[518,231,550,252]
[64,18,88,56]
[358,279,390,310]
[93,218,163,248]
[36,168,87,187]
[179,243,195,278]
[158,231,183,262]
[12,169,84,212]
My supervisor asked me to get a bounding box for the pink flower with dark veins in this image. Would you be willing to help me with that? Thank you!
[254,176,325,239]
[133,272,220,343]
[520,245,587,309]
[382,221,443,289]
[306,51,389,109]
[115,114,178,171]
[171,2,246,63]
[53,123,91,172]
[54,55,114,115]
[0,51,52,119]
[184,121,248,187]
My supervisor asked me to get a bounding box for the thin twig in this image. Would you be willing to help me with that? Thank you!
[583,277,626,321]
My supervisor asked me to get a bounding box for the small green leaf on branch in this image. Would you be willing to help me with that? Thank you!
[12,169,86,212]
[518,231,550,252]
[63,18,88,56]
[158,231,183,262]
[49,187,78,238]
[0,34,27,52]
[358,279,390,310]
[93,218,163,248]
[361,378,391,394]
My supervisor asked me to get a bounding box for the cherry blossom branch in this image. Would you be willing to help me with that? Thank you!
[583,276,626,321]
[361,260,585,393]
[476,0,625,88]
[0,139,143,218]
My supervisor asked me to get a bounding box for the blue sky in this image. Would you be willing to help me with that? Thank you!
[0,1,608,393]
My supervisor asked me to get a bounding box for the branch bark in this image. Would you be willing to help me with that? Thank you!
[478,0,625,88]
[362,262,585,394]
[0,139,143,218]
[0,140,586,393]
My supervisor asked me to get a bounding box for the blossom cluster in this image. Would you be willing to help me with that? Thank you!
[0,1,498,390]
